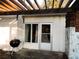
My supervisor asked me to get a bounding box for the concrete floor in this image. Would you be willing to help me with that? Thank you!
[0,49,68,59]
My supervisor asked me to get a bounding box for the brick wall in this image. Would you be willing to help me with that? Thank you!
[75,11,79,32]
[66,11,79,59]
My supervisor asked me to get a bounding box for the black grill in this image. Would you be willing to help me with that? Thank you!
[10,39,20,48]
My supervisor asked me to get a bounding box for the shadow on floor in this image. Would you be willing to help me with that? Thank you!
[0,49,68,59]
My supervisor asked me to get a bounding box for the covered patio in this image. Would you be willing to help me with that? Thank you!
[0,0,78,59]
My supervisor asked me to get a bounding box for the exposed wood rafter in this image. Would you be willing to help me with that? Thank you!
[0,1,16,11]
[3,0,21,11]
[65,0,73,8]
[59,0,64,8]
[0,8,74,15]
[1,0,16,10]
[0,0,76,15]
[34,0,41,9]
[10,0,26,10]
[52,0,54,8]
[0,8,7,12]
[0,4,11,11]
[44,0,47,9]
[18,0,31,10]
[0,5,9,11]
[26,0,35,10]
[71,0,79,10]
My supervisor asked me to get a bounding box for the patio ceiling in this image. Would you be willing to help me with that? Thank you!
[0,0,76,15]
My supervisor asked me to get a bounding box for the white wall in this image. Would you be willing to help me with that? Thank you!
[24,16,66,52]
[0,17,16,51]
[0,15,25,51]
[0,15,66,52]
[16,15,25,51]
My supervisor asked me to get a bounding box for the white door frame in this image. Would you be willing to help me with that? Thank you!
[24,23,53,51]
[39,23,53,51]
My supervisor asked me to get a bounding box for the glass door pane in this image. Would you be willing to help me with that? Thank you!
[42,34,50,42]
[41,24,50,43]
[25,24,31,42]
[25,24,38,43]
[32,24,38,43]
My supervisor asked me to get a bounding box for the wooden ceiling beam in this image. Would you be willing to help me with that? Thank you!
[65,0,73,8]
[0,5,9,11]
[1,0,16,10]
[59,0,64,8]
[0,1,11,11]
[44,0,47,9]
[0,1,16,11]
[0,8,74,15]
[0,0,76,13]
[26,0,35,10]
[18,0,31,10]
[0,8,7,11]
[0,1,15,11]
[52,0,54,8]
[34,0,41,9]
[0,4,11,11]
[71,0,79,10]
[3,0,21,11]
[10,0,27,10]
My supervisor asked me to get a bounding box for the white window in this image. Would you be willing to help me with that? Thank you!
[25,24,38,43]
[25,23,51,43]
[41,24,50,43]
[25,23,52,50]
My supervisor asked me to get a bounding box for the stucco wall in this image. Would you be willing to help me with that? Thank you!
[66,27,79,59]
[24,16,66,52]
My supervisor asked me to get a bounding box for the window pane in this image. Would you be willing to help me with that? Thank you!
[42,34,50,43]
[25,24,31,42]
[32,24,38,43]
[42,25,50,33]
